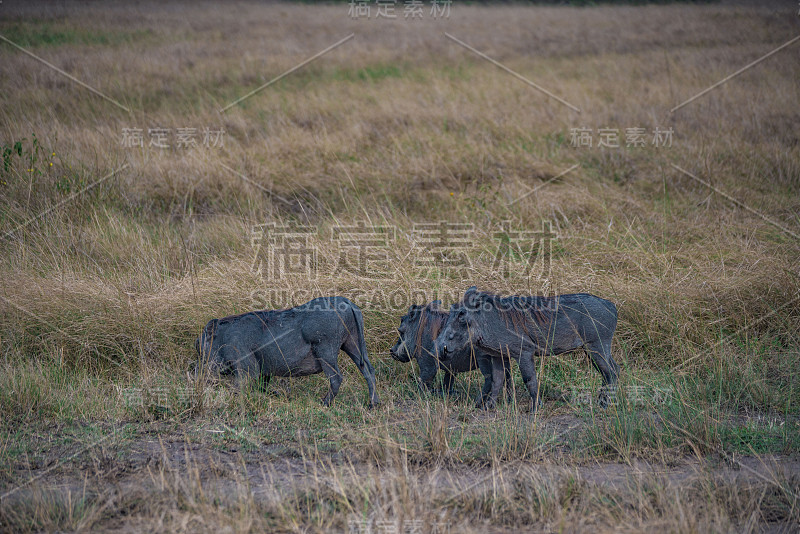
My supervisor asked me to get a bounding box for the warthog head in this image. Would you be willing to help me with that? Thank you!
[435,287,484,361]
[389,300,447,362]
[389,303,425,362]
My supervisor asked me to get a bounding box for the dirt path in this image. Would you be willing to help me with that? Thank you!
[6,436,799,504]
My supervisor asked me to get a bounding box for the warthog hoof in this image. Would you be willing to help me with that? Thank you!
[476,397,496,410]
[597,385,617,409]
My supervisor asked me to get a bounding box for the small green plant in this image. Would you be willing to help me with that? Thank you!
[1,134,56,185]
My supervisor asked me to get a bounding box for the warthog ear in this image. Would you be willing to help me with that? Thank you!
[464,286,480,309]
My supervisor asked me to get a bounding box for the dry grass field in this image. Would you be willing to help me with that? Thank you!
[1,0,799,532]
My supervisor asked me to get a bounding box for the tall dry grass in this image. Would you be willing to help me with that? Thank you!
[1,1,799,531]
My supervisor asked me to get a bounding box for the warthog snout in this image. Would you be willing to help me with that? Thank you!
[389,338,411,362]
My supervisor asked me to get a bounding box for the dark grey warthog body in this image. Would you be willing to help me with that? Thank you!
[195,296,378,407]
[434,287,619,411]
[389,301,512,407]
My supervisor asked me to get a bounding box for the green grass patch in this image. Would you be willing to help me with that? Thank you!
[0,22,155,48]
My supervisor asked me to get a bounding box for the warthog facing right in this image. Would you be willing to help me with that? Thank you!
[435,287,620,412]
[389,301,512,407]
[195,296,379,408]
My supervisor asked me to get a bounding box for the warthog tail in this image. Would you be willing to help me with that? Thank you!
[349,305,371,371]
[349,303,379,407]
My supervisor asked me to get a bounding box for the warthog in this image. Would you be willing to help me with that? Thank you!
[195,296,379,408]
[389,301,512,407]
[434,287,619,411]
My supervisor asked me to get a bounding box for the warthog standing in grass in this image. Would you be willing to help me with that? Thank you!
[434,287,619,411]
[195,296,379,408]
[389,301,512,407]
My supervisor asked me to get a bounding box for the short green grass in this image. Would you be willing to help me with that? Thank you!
[1,1,799,532]
[0,21,155,48]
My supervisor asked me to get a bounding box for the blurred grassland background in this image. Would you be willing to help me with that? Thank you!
[0,1,799,532]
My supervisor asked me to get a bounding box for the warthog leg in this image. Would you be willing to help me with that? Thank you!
[441,368,457,396]
[486,356,508,409]
[316,348,343,407]
[415,357,439,394]
[585,339,620,408]
[341,336,379,408]
[476,356,494,408]
[516,349,540,413]
[233,350,260,390]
